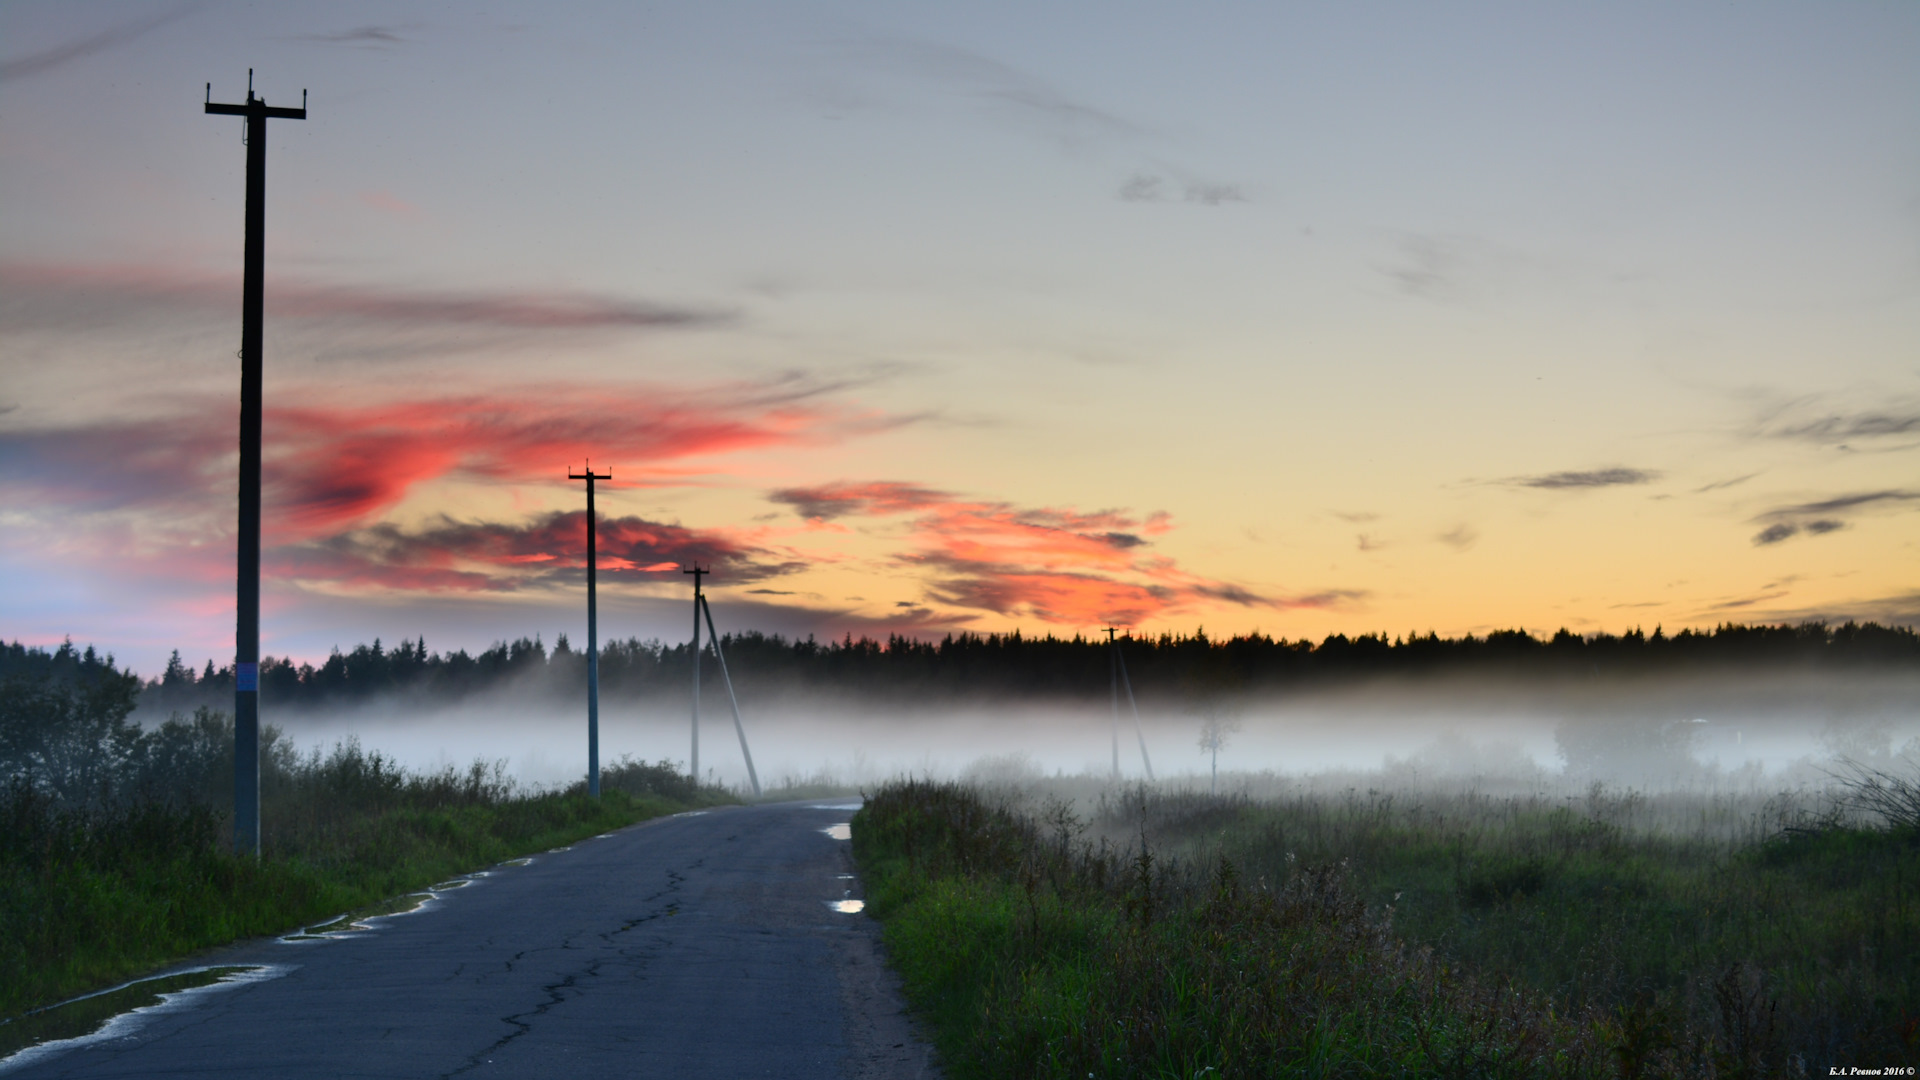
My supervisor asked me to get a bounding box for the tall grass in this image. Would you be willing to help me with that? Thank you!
[859,773,1919,1077]
[1096,780,1920,1067]
[855,779,1614,1079]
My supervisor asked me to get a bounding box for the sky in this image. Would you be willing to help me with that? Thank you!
[2,1,1917,680]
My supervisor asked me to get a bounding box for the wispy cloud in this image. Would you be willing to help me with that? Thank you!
[1758,490,1920,519]
[0,5,199,83]
[1751,521,1848,546]
[1436,525,1478,551]
[0,262,731,333]
[1735,590,1920,629]
[1117,173,1245,207]
[1693,473,1758,494]
[1699,589,1793,611]
[831,38,1246,206]
[842,38,1146,149]
[1506,467,1660,490]
[1381,235,1467,301]
[1749,489,1920,545]
[768,481,949,522]
[295,25,411,48]
[1751,399,1920,448]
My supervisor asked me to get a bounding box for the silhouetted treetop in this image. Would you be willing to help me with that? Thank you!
[103,619,1920,713]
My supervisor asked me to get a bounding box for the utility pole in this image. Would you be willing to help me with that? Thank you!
[568,463,610,798]
[1105,627,1122,781]
[204,71,305,856]
[684,564,708,781]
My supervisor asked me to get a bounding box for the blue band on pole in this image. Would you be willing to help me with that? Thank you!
[237,662,259,691]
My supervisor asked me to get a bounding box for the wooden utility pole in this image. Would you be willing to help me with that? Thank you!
[204,71,306,855]
[568,464,611,797]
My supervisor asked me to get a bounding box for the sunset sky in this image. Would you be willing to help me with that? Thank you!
[3,1,1917,678]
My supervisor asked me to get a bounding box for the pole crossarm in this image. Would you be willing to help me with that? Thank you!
[203,68,306,857]
[205,70,308,119]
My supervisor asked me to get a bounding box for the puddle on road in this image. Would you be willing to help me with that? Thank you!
[0,965,286,1070]
[822,823,852,840]
[825,899,866,914]
[810,803,862,811]
[281,890,439,941]
[281,853,530,944]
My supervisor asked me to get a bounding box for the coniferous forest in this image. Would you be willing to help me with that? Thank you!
[97,619,1920,715]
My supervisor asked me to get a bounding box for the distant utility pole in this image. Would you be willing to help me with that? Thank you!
[568,463,611,798]
[1105,626,1122,781]
[204,70,306,856]
[684,564,709,781]
[1107,628,1156,782]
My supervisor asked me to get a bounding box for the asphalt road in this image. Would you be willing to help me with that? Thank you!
[6,801,939,1079]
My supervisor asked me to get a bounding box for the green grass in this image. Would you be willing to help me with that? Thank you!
[1120,786,1920,1067]
[855,780,1613,1079]
[857,778,1920,1077]
[1,750,731,1019]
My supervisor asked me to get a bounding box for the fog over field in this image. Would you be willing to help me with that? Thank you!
[209,670,1920,796]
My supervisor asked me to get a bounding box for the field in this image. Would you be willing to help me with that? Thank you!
[854,766,1920,1078]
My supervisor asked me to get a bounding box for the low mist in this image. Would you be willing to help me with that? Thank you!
[182,669,1920,798]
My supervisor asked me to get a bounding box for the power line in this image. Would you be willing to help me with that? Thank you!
[1106,627,1155,782]
[700,593,761,798]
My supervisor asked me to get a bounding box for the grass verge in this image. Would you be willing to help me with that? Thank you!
[2,752,730,1019]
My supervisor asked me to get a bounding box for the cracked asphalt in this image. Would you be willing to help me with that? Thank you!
[10,801,938,1079]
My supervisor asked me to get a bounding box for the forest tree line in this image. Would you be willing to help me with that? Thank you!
[108,619,1920,714]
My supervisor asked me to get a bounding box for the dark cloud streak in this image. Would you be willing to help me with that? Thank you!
[295,26,409,48]
[0,4,199,83]
[1755,406,1920,445]
[1509,467,1660,490]
[1748,489,1917,545]
[0,262,732,333]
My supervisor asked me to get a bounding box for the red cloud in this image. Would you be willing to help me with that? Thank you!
[2,383,900,544]
[769,480,1349,627]
[263,386,885,540]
